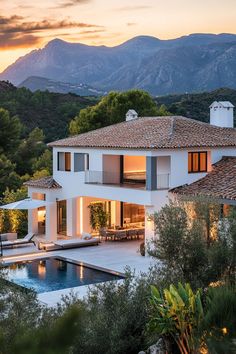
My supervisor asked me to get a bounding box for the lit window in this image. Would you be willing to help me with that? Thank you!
[188,152,207,173]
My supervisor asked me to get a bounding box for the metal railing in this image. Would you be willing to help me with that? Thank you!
[85,170,170,190]
[85,170,120,185]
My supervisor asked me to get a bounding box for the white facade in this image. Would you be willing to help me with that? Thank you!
[28,144,236,244]
[27,103,236,248]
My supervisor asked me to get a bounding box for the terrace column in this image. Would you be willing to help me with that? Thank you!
[146,157,157,190]
[45,202,57,241]
[145,206,155,247]
[66,198,77,237]
[28,209,38,235]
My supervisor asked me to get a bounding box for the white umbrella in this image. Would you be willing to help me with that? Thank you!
[0,198,52,210]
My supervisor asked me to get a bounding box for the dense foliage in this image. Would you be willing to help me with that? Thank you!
[156,87,236,124]
[148,283,236,354]
[0,82,97,142]
[0,106,53,234]
[149,202,236,288]
[148,283,204,353]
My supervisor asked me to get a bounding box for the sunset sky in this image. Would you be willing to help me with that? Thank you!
[1,0,236,72]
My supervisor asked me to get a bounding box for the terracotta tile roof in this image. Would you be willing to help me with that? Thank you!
[24,176,62,189]
[48,116,236,150]
[170,156,236,201]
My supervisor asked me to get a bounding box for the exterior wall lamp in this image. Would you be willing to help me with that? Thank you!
[147,214,154,222]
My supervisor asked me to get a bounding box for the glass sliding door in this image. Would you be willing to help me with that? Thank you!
[122,203,145,227]
[57,200,67,235]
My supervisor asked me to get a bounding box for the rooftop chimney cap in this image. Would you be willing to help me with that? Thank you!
[209,100,234,128]
[126,109,138,121]
[209,101,234,109]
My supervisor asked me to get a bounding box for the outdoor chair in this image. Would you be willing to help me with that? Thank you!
[127,229,138,240]
[114,230,127,241]
[0,233,35,248]
[100,229,114,241]
[137,228,145,239]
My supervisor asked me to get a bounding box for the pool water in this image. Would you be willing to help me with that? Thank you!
[3,257,124,293]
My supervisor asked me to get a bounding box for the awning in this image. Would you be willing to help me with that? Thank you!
[0,198,53,210]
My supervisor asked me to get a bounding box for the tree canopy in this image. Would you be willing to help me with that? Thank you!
[0,84,97,142]
[69,90,170,135]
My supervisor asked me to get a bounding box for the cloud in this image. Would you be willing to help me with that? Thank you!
[79,29,105,34]
[117,5,152,11]
[127,22,137,27]
[0,17,101,34]
[0,15,23,25]
[52,0,92,9]
[0,33,41,49]
[0,15,102,49]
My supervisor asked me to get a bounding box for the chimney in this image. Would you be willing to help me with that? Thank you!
[126,109,138,121]
[209,101,234,128]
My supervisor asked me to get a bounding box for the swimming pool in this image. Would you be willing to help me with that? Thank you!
[3,257,124,293]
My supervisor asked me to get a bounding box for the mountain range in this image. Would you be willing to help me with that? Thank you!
[1,33,236,95]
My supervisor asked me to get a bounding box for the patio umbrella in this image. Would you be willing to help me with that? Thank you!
[0,198,52,210]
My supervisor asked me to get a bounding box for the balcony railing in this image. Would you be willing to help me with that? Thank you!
[85,170,170,190]
[85,170,120,185]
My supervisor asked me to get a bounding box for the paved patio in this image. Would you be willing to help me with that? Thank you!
[1,240,155,306]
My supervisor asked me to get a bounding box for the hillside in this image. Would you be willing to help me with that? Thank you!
[1,34,236,95]
[18,76,106,96]
[0,81,97,142]
[155,87,236,123]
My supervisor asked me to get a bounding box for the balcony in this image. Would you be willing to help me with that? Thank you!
[84,171,169,190]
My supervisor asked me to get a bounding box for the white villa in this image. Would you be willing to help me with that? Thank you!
[24,101,236,247]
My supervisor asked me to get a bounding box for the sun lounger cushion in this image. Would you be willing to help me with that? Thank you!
[53,238,99,249]
[82,232,92,240]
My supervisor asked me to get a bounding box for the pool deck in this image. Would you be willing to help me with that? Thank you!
[1,240,155,306]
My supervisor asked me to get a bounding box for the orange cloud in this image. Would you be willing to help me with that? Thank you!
[0,15,102,49]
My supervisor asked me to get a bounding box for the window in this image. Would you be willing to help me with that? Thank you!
[188,152,207,173]
[74,153,89,172]
[123,203,145,225]
[57,200,67,235]
[57,152,71,171]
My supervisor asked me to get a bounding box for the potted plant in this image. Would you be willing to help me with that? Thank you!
[88,203,109,232]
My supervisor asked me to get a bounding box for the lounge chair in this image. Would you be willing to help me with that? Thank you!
[0,233,35,248]
[41,237,99,251]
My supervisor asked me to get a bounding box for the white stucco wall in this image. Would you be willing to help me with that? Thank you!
[28,144,236,241]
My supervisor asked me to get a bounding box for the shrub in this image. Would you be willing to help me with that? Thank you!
[147,282,204,354]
